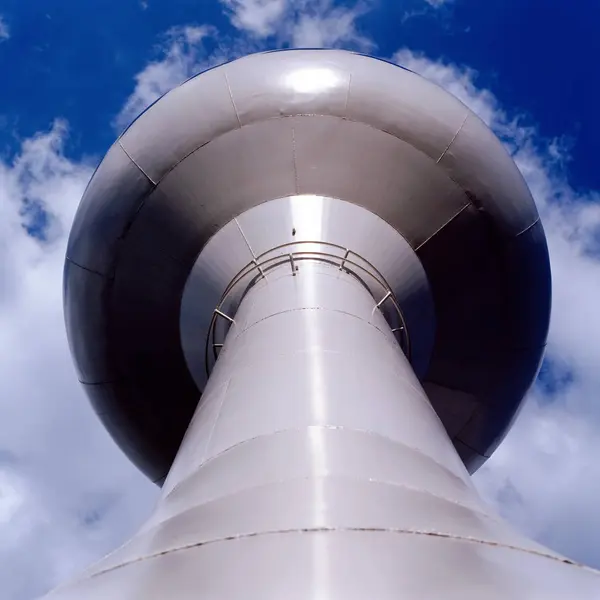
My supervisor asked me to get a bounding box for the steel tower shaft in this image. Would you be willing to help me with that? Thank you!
[47,260,600,598]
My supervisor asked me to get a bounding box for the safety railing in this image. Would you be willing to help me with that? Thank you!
[204,241,410,376]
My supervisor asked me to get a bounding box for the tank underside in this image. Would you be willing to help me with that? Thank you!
[63,49,551,484]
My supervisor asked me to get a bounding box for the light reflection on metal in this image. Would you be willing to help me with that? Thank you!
[214,308,235,324]
[285,67,342,94]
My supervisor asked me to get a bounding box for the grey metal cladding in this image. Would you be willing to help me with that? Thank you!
[67,142,154,276]
[64,49,551,481]
[63,259,113,384]
[108,239,198,483]
[503,219,552,348]
[345,52,470,159]
[154,118,297,249]
[150,427,484,525]
[119,67,239,184]
[416,203,549,401]
[44,533,600,600]
[438,112,539,235]
[224,49,352,125]
[290,115,469,246]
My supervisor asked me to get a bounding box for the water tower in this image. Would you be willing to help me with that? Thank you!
[48,50,600,598]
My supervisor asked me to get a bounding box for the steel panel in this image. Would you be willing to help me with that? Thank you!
[179,218,255,387]
[225,49,351,126]
[291,115,469,249]
[66,142,153,276]
[63,259,112,384]
[152,427,481,527]
[94,478,545,574]
[46,532,600,600]
[439,113,539,235]
[347,52,470,160]
[206,349,449,464]
[155,117,296,246]
[120,67,239,184]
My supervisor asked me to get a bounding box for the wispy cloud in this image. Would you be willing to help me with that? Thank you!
[220,0,287,37]
[0,123,157,599]
[115,25,219,130]
[0,16,10,41]
[221,0,375,49]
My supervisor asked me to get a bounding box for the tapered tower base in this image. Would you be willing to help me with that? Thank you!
[49,252,600,599]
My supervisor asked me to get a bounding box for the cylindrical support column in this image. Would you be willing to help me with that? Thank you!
[164,259,473,500]
[47,260,600,599]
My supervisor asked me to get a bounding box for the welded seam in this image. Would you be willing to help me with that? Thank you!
[343,73,352,115]
[152,114,474,202]
[65,256,108,279]
[235,306,395,345]
[165,425,468,495]
[201,378,231,464]
[514,216,540,238]
[436,113,469,164]
[414,202,472,252]
[157,474,491,527]
[118,140,157,186]
[224,72,242,130]
[291,124,300,194]
[86,527,591,581]
[234,218,258,260]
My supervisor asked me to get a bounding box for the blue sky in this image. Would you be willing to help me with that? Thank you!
[2,0,600,192]
[1,1,600,599]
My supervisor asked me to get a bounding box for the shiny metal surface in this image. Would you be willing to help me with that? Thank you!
[64,48,550,479]
[49,260,599,598]
[45,533,600,600]
[181,196,432,388]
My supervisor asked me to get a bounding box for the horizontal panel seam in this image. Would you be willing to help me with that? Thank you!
[84,527,588,581]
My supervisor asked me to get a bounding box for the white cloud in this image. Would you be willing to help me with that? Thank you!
[115,25,220,131]
[220,0,374,49]
[221,0,287,37]
[394,49,502,128]
[394,48,600,568]
[0,16,10,41]
[0,122,157,599]
[287,0,374,49]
